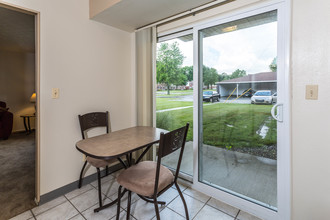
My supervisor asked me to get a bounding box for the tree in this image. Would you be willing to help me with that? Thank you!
[181,66,193,81]
[156,42,185,95]
[231,69,247,79]
[203,66,219,89]
[269,57,277,72]
[218,72,229,81]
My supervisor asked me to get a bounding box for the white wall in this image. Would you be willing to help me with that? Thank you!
[291,0,330,219]
[0,51,35,132]
[2,0,134,196]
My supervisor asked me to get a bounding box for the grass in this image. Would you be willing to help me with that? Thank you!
[156,102,276,149]
[156,89,193,97]
[156,99,193,111]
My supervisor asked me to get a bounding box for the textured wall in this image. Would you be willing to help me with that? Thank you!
[3,0,134,196]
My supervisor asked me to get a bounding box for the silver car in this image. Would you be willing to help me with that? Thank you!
[251,90,273,104]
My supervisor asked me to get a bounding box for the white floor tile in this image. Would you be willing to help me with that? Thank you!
[194,205,234,220]
[127,198,164,220]
[183,187,210,203]
[35,201,78,220]
[157,187,179,205]
[151,207,185,220]
[81,198,119,220]
[236,210,263,220]
[69,214,85,220]
[110,210,136,220]
[70,188,100,212]
[167,193,204,219]
[65,184,93,200]
[92,178,120,197]
[108,191,140,209]
[32,196,67,216]
[207,197,239,217]
[9,210,33,220]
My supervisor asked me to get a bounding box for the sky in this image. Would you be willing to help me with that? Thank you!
[161,21,277,75]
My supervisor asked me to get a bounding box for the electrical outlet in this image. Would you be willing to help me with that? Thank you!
[305,85,318,100]
[52,88,59,99]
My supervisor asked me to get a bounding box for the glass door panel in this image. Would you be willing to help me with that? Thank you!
[198,10,278,209]
[156,33,193,178]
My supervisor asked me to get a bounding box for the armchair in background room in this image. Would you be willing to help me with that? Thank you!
[0,101,13,140]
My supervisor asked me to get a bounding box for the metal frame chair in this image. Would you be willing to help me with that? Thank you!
[116,123,190,220]
[78,111,115,208]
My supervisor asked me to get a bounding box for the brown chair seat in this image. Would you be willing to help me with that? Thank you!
[117,161,174,197]
[86,156,117,168]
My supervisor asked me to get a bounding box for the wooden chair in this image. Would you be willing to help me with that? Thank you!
[116,123,190,220]
[78,111,118,208]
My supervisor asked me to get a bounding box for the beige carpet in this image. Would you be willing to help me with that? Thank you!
[0,132,36,220]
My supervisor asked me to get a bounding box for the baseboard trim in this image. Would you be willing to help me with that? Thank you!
[39,163,123,205]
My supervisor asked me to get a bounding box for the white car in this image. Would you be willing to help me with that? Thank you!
[272,92,277,103]
[251,90,273,104]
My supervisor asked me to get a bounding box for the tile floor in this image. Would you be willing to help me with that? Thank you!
[9,172,262,220]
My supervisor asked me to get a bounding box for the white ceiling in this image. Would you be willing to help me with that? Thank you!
[91,0,217,32]
[0,7,35,53]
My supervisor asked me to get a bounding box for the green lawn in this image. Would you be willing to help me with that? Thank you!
[156,98,193,111]
[156,102,276,149]
[156,90,193,97]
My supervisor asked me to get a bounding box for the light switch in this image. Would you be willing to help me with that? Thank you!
[52,88,59,99]
[305,85,318,100]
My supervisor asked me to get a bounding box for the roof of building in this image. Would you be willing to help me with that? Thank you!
[216,72,277,84]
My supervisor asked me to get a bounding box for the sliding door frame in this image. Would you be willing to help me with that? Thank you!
[155,0,291,219]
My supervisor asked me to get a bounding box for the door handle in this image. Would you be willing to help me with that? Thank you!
[271,103,283,122]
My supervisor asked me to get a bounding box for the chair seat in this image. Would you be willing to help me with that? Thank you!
[117,161,174,197]
[87,156,117,168]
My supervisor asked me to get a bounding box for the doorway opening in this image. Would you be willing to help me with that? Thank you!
[0,3,40,219]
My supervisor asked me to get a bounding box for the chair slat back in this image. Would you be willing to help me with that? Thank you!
[78,111,109,139]
[154,123,189,195]
[159,124,189,158]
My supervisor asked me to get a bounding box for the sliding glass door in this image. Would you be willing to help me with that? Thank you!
[197,10,280,209]
[155,2,290,219]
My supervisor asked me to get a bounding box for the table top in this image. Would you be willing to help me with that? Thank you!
[76,126,167,159]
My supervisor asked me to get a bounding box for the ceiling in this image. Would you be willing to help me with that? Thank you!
[91,0,217,32]
[0,7,35,53]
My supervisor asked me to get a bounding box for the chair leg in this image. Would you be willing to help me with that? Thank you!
[105,165,109,175]
[78,161,87,188]
[97,168,102,208]
[116,186,122,220]
[175,182,189,220]
[126,191,131,220]
[153,197,160,220]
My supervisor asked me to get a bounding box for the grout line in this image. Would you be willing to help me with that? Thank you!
[182,191,209,204]
[65,195,87,220]
[191,199,209,220]
[30,210,37,219]
[235,210,241,219]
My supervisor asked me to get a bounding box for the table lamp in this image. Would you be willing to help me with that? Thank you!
[30,92,36,114]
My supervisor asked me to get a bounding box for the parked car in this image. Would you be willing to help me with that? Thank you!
[242,89,256,97]
[272,92,277,103]
[251,90,273,104]
[203,91,220,102]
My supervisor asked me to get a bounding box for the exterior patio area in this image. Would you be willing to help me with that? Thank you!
[162,142,277,209]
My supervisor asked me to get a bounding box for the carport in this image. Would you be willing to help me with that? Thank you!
[216,72,277,97]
